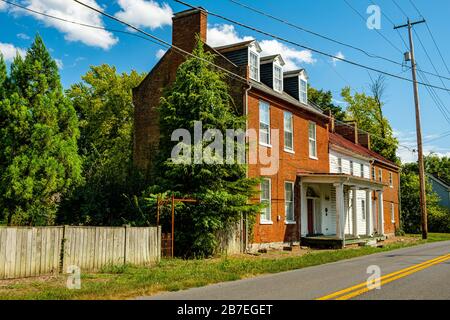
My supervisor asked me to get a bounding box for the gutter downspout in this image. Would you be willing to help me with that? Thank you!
[244,82,252,253]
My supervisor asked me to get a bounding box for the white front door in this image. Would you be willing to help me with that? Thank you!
[321,198,333,235]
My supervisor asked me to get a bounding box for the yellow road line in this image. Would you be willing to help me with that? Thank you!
[317,253,450,300]
[337,254,450,300]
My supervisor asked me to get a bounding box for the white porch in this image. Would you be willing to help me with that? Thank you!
[298,174,386,247]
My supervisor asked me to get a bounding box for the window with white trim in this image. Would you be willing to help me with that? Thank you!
[378,168,383,183]
[389,172,393,188]
[284,111,293,152]
[391,203,395,223]
[274,64,283,92]
[308,122,317,158]
[259,101,270,146]
[249,51,259,81]
[260,178,271,222]
[360,164,364,178]
[285,182,295,222]
[372,167,376,180]
[350,160,354,176]
[338,158,343,173]
[361,199,366,220]
[300,79,307,104]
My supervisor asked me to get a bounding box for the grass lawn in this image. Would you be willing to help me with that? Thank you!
[0,233,449,300]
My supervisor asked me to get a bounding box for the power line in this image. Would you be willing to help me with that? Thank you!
[417,67,450,125]
[413,29,450,118]
[229,0,450,84]
[344,0,403,53]
[229,0,401,67]
[407,0,450,77]
[392,0,409,18]
[69,0,440,155]
[174,0,450,93]
[389,0,450,123]
[7,0,436,155]
[0,0,165,48]
[422,131,450,144]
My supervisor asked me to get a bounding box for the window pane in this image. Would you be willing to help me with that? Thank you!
[274,66,282,91]
[261,179,271,221]
[284,112,293,150]
[285,182,294,221]
[250,52,259,80]
[259,102,270,145]
[285,132,293,150]
[300,79,307,103]
[309,123,316,157]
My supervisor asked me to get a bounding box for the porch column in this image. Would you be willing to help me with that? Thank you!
[377,191,385,235]
[334,183,345,239]
[351,187,358,237]
[366,190,373,236]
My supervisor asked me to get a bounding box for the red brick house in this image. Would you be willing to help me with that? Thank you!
[133,8,400,251]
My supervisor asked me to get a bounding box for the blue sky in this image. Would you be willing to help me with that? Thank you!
[1,0,449,163]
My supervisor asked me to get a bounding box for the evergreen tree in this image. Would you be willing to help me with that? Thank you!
[0,35,82,225]
[152,40,260,257]
[0,54,6,99]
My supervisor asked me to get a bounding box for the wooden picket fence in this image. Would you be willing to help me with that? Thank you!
[0,226,161,280]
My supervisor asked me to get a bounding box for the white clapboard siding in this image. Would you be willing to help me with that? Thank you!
[0,227,63,280]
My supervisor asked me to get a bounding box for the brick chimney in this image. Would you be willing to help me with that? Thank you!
[334,120,372,150]
[172,8,207,53]
[335,121,358,144]
[358,132,371,149]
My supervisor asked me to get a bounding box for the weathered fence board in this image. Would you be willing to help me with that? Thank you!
[61,226,160,273]
[0,226,161,280]
[0,227,63,280]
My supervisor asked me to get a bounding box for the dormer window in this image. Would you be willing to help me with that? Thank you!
[273,64,283,92]
[249,51,260,81]
[300,79,308,104]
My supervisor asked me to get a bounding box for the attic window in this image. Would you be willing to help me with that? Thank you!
[273,64,283,92]
[249,51,260,81]
[300,79,308,104]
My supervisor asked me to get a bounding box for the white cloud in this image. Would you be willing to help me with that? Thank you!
[55,58,63,69]
[394,129,450,163]
[0,42,26,61]
[207,24,253,47]
[155,48,166,59]
[13,0,118,50]
[0,2,7,10]
[17,33,31,40]
[207,24,315,71]
[259,39,316,71]
[332,51,345,66]
[114,0,173,30]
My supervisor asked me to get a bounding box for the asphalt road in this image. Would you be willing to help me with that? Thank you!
[140,240,450,300]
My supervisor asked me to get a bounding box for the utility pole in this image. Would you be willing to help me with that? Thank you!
[394,18,428,240]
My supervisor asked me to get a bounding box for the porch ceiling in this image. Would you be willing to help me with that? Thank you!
[298,173,385,190]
